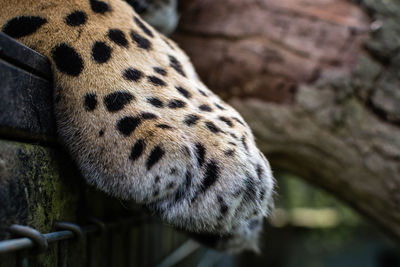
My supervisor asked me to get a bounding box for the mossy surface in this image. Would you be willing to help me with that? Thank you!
[0,140,80,236]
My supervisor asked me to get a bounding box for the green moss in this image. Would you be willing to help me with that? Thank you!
[0,141,79,233]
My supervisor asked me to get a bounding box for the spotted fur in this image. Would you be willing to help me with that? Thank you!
[1,0,274,252]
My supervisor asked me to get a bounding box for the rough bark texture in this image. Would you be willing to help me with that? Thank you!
[174,0,400,241]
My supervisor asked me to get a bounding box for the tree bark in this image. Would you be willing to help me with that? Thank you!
[173,0,400,241]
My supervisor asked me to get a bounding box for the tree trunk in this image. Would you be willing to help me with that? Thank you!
[173,0,400,241]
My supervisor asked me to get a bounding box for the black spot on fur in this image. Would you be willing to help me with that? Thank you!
[205,121,221,134]
[51,43,84,76]
[232,189,242,198]
[176,86,191,99]
[99,129,105,136]
[224,149,235,156]
[167,182,175,189]
[92,41,111,63]
[156,124,172,129]
[256,164,263,180]
[148,76,166,86]
[175,170,192,202]
[147,97,164,108]
[134,16,153,37]
[153,67,167,76]
[195,143,205,167]
[130,139,145,161]
[201,160,220,193]
[89,0,111,14]
[146,146,165,170]
[184,114,200,126]
[233,117,245,126]
[65,11,87,26]
[168,99,186,109]
[163,37,175,50]
[104,91,134,112]
[108,29,128,47]
[130,30,151,50]
[217,196,229,215]
[84,93,97,111]
[244,176,257,203]
[3,16,47,38]
[215,103,226,110]
[183,146,191,157]
[219,116,233,127]
[198,89,208,97]
[117,116,141,136]
[241,136,249,152]
[141,112,157,120]
[169,55,186,77]
[260,188,266,201]
[153,189,159,197]
[199,104,212,112]
[123,68,143,82]
[154,176,161,183]
[230,133,238,140]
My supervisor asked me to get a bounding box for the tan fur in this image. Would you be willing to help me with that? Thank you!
[1,0,274,252]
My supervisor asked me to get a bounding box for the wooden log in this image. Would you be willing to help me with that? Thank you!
[174,0,400,242]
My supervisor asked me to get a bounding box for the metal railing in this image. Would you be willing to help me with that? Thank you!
[0,216,215,267]
[0,217,144,254]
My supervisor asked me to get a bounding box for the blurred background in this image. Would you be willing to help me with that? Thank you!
[239,173,400,267]
[171,173,400,267]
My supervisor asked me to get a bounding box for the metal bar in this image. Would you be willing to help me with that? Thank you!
[55,222,84,240]
[155,240,201,267]
[0,231,74,254]
[0,216,146,254]
[0,238,34,253]
[45,230,74,243]
[9,225,48,252]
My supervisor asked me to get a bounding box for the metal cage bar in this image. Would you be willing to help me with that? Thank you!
[0,217,144,254]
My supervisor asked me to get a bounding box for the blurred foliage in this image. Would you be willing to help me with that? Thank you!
[238,173,400,267]
[276,173,360,226]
